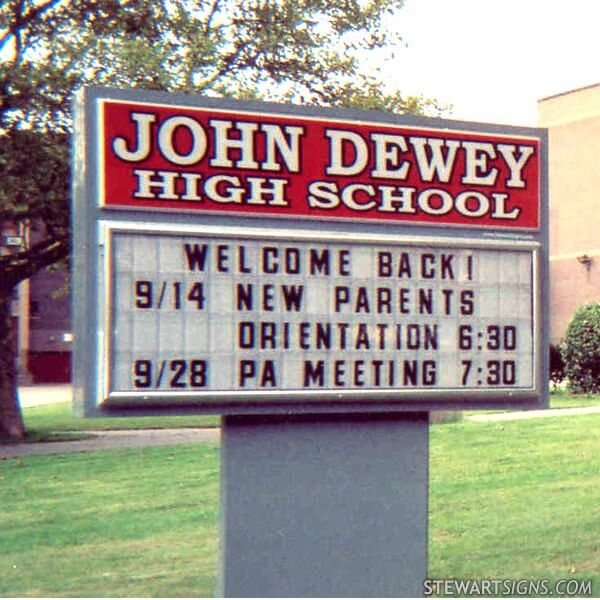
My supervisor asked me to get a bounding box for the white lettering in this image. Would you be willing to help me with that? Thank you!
[461,141,498,186]
[260,124,304,172]
[497,144,535,188]
[158,115,207,166]
[418,189,453,215]
[180,173,203,201]
[307,181,340,209]
[410,137,460,182]
[325,129,368,176]
[246,177,289,206]
[341,184,377,211]
[370,134,410,179]
[378,186,417,213]
[455,191,490,218]
[133,169,178,199]
[205,175,244,203]
[112,112,156,162]
[210,120,259,169]
[491,193,521,220]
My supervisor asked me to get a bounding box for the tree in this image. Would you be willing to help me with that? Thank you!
[0,0,444,439]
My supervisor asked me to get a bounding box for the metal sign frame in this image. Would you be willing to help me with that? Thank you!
[72,86,549,417]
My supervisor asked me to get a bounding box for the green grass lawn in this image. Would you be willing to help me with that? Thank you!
[0,444,220,597]
[461,390,600,419]
[2,410,600,596]
[549,389,600,409]
[17,390,600,444]
[429,415,600,593]
[21,401,219,441]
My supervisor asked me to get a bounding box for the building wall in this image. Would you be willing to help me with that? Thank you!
[27,267,72,383]
[538,84,600,342]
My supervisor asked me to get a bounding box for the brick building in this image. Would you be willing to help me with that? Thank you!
[25,267,71,383]
[2,221,71,384]
[538,84,600,342]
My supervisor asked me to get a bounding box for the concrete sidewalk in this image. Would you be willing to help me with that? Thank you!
[18,384,72,408]
[7,384,600,460]
[3,384,220,460]
[466,404,600,422]
[0,427,220,459]
[5,403,600,459]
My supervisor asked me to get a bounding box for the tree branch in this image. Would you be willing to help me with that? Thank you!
[204,0,221,35]
[0,0,62,56]
[0,235,69,291]
[196,37,250,91]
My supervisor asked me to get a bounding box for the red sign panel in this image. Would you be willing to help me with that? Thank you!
[99,99,541,229]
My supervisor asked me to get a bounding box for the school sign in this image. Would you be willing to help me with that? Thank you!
[72,87,548,415]
[72,87,548,597]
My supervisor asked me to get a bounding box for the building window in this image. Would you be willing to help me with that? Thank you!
[30,299,40,319]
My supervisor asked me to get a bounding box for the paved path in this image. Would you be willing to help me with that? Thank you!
[6,384,600,459]
[18,384,72,408]
[0,428,220,459]
[4,405,600,459]
[466,404,600,422]
[3,385,219,459]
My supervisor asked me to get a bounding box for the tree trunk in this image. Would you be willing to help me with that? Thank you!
[0,292,25,440]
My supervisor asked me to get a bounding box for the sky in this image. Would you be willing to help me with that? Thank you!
[2,1,597,128]
[378,0,600,126]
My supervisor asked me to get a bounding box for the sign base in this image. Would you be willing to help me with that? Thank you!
[219,412,429,597]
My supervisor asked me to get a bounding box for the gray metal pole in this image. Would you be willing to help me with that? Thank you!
[219,412,429,597]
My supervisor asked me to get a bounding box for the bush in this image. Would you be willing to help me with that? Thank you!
[549,343,565,388]
[561,302,600,393]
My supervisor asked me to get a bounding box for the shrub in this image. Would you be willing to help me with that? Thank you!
[549,343,565,389]
[561,302,600,394]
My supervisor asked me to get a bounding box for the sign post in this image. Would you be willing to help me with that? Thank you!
[219,412,429,597]
[72,87,547,596]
